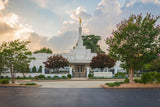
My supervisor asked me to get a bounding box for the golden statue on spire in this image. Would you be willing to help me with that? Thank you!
[79,17,81,26]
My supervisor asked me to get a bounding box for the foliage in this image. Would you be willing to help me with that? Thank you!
[37,74,45,78]
[38,66,42,72]
[34,47,52,54]
[53,75,60,79]
[140,72,160,84]
[114,72,126,78]
[67,74,71,79]
[47,76,52,78]
[0,39,34,83]
[124,78,129,83]
[82,35,105,53]
[43,55,69,72]
[88,74,94,78]
[106,13,160,83]
[90,53,115,70]
[61,75,67,79]
[0,79,9,84]
[105,82,124,87]
[150,59,160,71]
[32,66,37,72]
[25,83,37,85]
[134,79,142,83]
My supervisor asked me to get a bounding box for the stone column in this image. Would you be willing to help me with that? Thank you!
[86,67,90,78]
[42,64,45,75]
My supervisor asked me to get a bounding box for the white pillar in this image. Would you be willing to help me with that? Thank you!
[87,67,90,78]
[69,67,72,76]
[42,65,45,75]
[114,68,117,74]
[107,68,109,72]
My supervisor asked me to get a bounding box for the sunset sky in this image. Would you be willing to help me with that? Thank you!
[0,0,160,53]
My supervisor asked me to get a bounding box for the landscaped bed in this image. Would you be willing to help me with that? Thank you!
[101,83,160,89]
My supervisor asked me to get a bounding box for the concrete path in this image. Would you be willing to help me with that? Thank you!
[35,81,114,88]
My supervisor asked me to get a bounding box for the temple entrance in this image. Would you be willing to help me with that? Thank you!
[73,65,86,78]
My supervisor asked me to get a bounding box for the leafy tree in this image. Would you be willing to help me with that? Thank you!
[32,66,37,72]
[106,13,160,83]
[34,47,52,54]
[43,55,69,72]
[82,35,105,53]
[90,53,115,71]
[1,40,34,83]
[0,48,7,78]
[38,66,42,72]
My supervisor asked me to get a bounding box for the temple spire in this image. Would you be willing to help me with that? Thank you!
[77,17,83,47]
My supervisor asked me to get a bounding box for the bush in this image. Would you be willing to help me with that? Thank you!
[156,73,160,83]
[88,74,93,78]
[124,78,129,83]
[5,76,9,78]
[105,82,124,87]
[67,74,71,79]
[37,74,45,78]
[114,72,126,78]
[47,76,52,78]
[141,71,160,84]
[25,83,37,85]
[1,76,4,78]
[0,79,9,84]
[61,75,66,79]
[134,79,142,83]
[53,75,60,79]
[34,76,38,80]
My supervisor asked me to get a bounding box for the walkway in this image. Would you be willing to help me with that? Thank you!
[36,81,114,88]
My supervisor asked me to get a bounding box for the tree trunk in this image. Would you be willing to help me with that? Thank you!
[10,67,15,84]
[129,64,134,84]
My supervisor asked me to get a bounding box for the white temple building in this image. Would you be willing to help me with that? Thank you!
[30,19,125,78]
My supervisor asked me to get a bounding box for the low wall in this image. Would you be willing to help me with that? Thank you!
[94,72,112,78]
[1,73,68,78]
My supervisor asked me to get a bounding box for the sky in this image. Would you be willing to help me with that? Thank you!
[0,0,160,53]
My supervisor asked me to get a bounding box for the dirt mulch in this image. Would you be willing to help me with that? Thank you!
[0,84,41,87]
[101,83,160,89]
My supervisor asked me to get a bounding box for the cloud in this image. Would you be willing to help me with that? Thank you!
[0,0,8,11]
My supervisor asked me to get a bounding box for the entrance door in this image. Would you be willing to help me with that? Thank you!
[77,65,84,72]
[73,65,86,78]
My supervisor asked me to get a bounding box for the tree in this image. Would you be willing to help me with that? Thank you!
[90,53,115,71]
[34,47,52,54]
[106,13,160,83]
[0,48,7,78]
[82,35,105,53]
[32,66,37,72]
[43,55,69,72]
[38,66,42,72]
[1,40,34,83]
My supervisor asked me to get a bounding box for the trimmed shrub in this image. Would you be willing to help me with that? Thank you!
[53,75,60,79]
[67,74,71,79]
[5,76,9,78]
[105,82,124,87]
[0,79,9,84]
[47,76,52,78]
[37,74,45,78]
[1,76,4,78]
[62,75,66,79]
[25,83,37,85]
[88,74,93,78]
